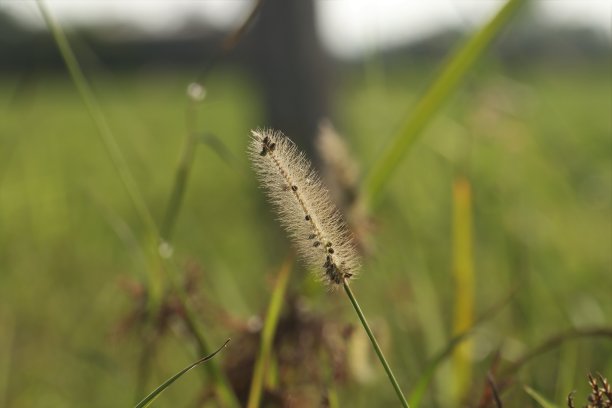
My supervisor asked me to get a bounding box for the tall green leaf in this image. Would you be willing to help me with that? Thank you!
[364,0,526,207]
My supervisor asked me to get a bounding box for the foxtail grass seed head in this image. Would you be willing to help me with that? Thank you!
[317,120,360,204]
[249,129,360,286]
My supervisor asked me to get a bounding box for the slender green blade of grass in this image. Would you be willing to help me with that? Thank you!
[35,0,164,304]
[160,0,260,240]
[35,0,158,237]
[158,107,240,406]
[247,257,293,408]
[554,343,578,403]
[501,327,612,377]
[524,386,560,408]
[134,339,230,408]
[363,0,526,207]
[451,176,475,403]
[37,5,241,405]
[408,286,517,408]
[161,100,200,242]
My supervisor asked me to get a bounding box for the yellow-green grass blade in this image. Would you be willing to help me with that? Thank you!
[451,176,475,403]
[247,257,293,408]
[134,339,230,408]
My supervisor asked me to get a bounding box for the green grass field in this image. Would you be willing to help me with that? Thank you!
[0,61,610,407]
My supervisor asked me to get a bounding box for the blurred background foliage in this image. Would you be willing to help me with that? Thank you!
[0,1,610,407]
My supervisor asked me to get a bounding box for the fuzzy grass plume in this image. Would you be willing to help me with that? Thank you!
[248,128,409,407]
[316,120,360,210]
[248,129,359,286]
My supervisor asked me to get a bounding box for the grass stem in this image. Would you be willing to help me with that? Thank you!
[160,258,240,407]
[247,257,293,408]
[161,100,199,241]
[35,0,164,303]
[343,281,410,408]
[37,4,240,405]
[36,0,158,237]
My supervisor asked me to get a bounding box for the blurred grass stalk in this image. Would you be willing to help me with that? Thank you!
[161,91,201,242]
[247,257,293,408]
[451,176,475,404]
[524,386,560,408]
[34,0,157,235]
[0,313,15,408]
[363,0,526,208]
[157,85,242,407]
[34,0,164,303]
[164,260,240,408]
[36,3,240,405]
[407,286,518,407]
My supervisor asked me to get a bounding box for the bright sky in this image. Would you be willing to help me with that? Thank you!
[2,1,610,57]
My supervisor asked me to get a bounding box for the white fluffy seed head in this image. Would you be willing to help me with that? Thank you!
[248,129,360,286]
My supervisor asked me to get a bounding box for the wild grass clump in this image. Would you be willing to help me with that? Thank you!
[25,0,612,406]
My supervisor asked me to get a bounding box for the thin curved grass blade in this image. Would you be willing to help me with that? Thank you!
[134,339,230,408]
[408,286,517,407]
[524,386,560,408]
